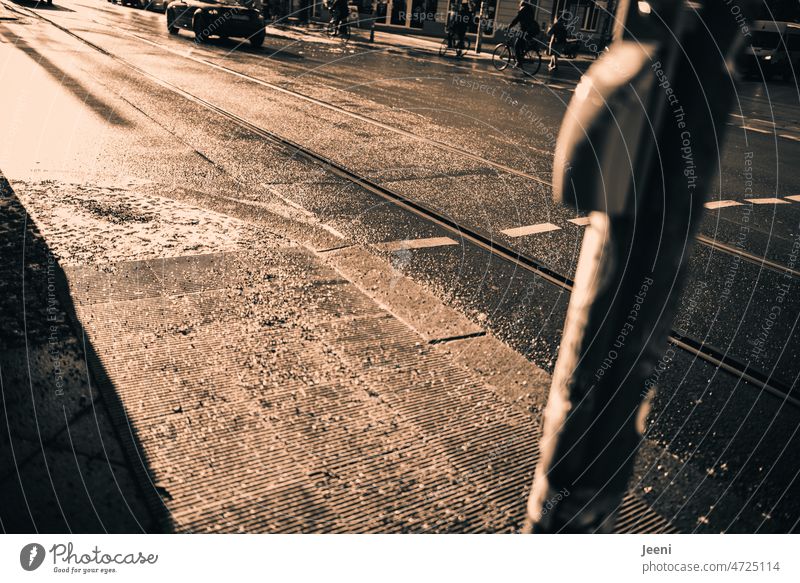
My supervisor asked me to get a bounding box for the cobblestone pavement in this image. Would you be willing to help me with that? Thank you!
[0,172,673,533]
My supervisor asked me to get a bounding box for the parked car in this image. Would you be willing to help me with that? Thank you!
[166,0,266,47]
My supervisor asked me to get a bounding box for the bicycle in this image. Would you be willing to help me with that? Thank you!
[492,39,542,76]
[326,14,351,43]
[438,34,471,58]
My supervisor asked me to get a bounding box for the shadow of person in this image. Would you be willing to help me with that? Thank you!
[0,174,168,533]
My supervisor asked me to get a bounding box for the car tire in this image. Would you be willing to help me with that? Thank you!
[167,10,179,35]
[193,15,208,43]
[250,31,265,48]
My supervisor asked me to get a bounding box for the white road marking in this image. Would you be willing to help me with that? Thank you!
[741,126,773,135]
[320,224,346,239]
[729,124,800,142]
[730,114,800,141]
[500,223,561,237]
[568,217,592,226]
[747,197,791,205]
[704,200,744,210]
[275,193,315,217]
[374,237,459,252]
[784,195,800,202]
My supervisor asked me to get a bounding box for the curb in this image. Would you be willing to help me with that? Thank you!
[268,21,594,81]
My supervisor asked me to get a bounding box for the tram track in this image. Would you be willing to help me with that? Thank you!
[9,0,800,409]
[79,6,800,282]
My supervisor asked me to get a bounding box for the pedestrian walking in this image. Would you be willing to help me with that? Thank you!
[522,0,758,533]
[546,14,568,72]
[449,2,471,49]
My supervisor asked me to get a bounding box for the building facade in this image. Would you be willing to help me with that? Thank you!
[277,0,615,53]
[366,0,615,49]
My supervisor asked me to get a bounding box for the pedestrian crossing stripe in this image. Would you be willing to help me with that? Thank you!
[374,237,459,252]
[704,200,743,209]
[741,125,772,135]
[704,198,800,208]
[320,224,346,239]
[748,197,791,204]
[500,223,561,238]
[373,198,800,251]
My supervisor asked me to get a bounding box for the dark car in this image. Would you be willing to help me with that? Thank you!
[736,21,800,82]
[108,0,149,7]
[145,0,171,11]
[166,0,266,47]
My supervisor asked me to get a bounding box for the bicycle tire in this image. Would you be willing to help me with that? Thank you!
[455,39,467,58]
[522,49,542,76]
[326,20,337,38]
[492,43,512,71]
[438,39,450,57]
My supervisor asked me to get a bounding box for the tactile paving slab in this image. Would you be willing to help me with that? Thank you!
[64,248,676,533]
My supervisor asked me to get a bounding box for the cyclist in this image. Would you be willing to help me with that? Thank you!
[330,0,350,37]
[509,0,540,68]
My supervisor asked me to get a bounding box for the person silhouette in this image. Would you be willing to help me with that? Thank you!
[522,0,758,533]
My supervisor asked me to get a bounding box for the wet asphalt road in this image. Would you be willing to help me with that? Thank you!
[1,0,799,531]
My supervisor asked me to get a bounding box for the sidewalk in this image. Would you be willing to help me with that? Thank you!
[267,20,594,82]
[0,169,674,533]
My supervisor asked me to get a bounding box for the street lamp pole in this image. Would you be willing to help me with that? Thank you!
[474,0,486,54]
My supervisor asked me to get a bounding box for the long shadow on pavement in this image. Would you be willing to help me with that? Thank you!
[0,173,167,533]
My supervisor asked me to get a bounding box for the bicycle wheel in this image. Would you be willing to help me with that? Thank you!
[438,39,450,57]
[492,43,512,71]
[455,38,467,58]
[326,21,335,38]
[522,49,542,76]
